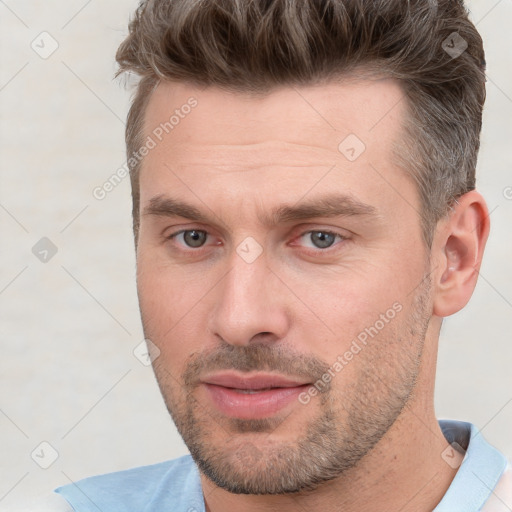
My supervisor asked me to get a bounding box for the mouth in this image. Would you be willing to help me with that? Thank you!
[200,372,312,419]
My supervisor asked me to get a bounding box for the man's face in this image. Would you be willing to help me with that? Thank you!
[136,77,434,493]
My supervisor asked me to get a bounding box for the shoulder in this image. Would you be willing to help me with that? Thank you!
[481,462,512,512]
[53,454,203,512]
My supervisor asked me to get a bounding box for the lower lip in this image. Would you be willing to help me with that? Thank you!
[203,383,310,419]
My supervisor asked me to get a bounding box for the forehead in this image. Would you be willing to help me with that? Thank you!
[143,76,407,154]
[138,76,415,225]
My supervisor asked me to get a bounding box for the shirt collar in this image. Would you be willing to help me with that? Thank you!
[433,419,507,511]
[150,419,508,512]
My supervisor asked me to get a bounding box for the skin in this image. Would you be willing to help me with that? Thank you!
[135,76,490,511]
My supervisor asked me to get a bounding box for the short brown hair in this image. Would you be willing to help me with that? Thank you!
[116,0,486,247]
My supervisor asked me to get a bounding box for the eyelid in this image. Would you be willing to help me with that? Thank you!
[163,224,211,239]
[165,228,215,244]
[297,227,347,239]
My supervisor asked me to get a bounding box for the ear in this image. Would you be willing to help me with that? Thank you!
[432,190,490,317]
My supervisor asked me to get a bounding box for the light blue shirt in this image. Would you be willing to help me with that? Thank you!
[54,420,510,511]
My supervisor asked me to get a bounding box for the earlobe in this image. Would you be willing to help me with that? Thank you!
[432,191,490,318]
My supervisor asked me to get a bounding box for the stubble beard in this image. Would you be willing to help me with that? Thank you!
[147,276,431,495]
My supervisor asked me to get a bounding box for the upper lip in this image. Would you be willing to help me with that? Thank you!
[201,372,311,390]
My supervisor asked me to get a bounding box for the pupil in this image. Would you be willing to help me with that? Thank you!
[312,232,334,249]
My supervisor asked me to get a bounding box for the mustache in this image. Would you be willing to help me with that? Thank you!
[182,343,331,389]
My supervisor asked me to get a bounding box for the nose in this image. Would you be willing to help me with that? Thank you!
[207,246,289,347]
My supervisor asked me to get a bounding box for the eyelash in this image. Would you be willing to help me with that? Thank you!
[165,228,347,255]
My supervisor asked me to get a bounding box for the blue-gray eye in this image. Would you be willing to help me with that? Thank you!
[181,230,207,247]
[308,231,337,249]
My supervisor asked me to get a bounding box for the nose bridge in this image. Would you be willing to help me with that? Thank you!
[208,243,287,346]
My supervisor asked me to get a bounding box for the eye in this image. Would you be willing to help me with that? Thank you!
[297,230,346,250]
[165,228,347,254]
[167,229,209,248]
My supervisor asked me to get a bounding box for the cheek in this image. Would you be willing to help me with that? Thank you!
[281,263,413,381]
[286,264,404,337]
[137,243,209,318]
[136,260,210,365]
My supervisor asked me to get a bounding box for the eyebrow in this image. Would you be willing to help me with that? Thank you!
[142,193,377,227]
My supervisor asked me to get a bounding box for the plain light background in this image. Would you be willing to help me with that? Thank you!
[1,0,511,508]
